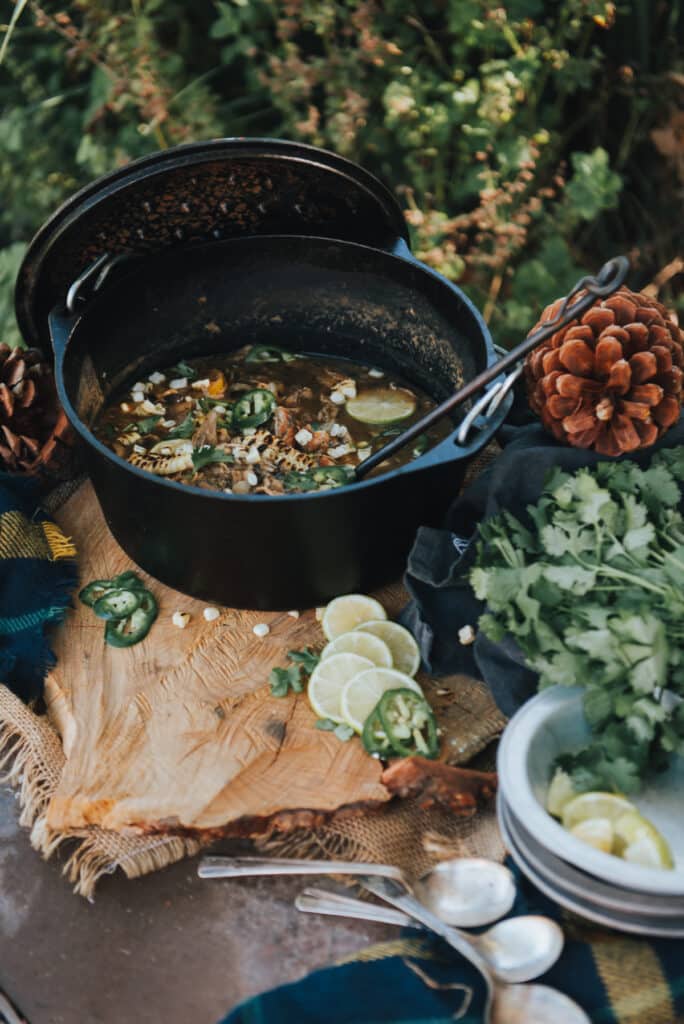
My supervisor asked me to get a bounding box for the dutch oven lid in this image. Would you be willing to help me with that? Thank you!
[15,137,409,353]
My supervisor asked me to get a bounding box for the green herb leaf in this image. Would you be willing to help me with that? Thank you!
[136,415,162,433]
[167,413,195,439]
[191,446,235,471]
[543,565,596,594]
[315,717,337,731]
[288,647,320,673]
[333,723,355,742]
[170,360,197,380]
[269,664,303,697]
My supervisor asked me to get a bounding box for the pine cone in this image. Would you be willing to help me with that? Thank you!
[0,342,74,478]
[525,286,684,456]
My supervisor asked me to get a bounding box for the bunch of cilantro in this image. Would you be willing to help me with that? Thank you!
[470,447,684,795]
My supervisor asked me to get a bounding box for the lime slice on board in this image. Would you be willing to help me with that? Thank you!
[355,620,421,677]
[307,653,375,723]
[340,667,423,733]
[561,792,634,831]
[322,594,387,641]
[321,631,392,668]
[346,387,417,425]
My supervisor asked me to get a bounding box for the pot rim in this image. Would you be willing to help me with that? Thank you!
[52,232,510,503]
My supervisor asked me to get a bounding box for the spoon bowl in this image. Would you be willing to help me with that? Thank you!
[414,857,516,927]
[476,915,563,984]
[493,983,591,1024]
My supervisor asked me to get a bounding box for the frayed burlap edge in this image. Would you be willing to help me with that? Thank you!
[0,684,200,900]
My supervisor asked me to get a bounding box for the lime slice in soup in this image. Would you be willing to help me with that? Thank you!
[346,388,417,425]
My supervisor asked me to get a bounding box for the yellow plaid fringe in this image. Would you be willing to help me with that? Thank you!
[42,521,77,561]
[0,510,75,562]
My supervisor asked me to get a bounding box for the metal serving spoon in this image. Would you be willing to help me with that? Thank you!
[296,886,564,984]
[198,855,516,927]
[362,876,590,1024]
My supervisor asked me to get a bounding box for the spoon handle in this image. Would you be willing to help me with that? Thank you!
[198,856,406,883]
[296,890,415,928]
[361,876,495,1021]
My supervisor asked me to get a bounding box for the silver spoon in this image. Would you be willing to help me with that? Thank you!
[362,876,590,1024]
[295,886,564,984]
[198,855,516,927]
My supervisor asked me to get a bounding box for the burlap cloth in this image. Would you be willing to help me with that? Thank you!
[0,448,506,899]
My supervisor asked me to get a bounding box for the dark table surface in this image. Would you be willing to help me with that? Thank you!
[0,787,394,1024]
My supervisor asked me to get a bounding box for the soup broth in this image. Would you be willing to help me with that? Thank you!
[94,344,450,495]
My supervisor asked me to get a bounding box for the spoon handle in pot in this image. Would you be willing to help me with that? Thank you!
[198,856,406,883]
[354,254,630,479]
[361,875,495,1022]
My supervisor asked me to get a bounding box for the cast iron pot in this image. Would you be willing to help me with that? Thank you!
[18,139,511,608]
[47,233,507,609]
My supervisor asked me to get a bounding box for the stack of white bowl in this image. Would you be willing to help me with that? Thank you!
[497,686,684,937]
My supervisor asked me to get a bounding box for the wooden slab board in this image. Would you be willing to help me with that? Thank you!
[45,481,392,836]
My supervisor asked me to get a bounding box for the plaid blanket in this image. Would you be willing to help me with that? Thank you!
[220,864,684,1024]
[0,473,77,702]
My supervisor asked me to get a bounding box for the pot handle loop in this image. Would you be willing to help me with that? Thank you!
[66,252,134,314]
[456,362,523,445]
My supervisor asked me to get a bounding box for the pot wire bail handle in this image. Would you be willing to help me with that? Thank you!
[66,252,135,314]
[354,255,630,480]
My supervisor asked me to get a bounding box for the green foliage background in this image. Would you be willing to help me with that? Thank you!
[0,0,682,349]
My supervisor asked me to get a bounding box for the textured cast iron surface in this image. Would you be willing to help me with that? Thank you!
[17,139,409,353]
[61,237,476,417]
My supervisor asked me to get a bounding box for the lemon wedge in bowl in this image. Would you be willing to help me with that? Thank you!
[322,594,387,641]
[614,810,674,870]
[559,791,674,870]
[307,653,374,723]
[561,792,634,831]
[340,667,423,734]
[569,818,614,853]
[546,768,576,817]
[355,620,421,677]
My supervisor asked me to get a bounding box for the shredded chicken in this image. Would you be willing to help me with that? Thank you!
[192,410,218,449]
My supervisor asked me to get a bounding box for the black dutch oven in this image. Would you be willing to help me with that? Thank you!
[14,138,625,609]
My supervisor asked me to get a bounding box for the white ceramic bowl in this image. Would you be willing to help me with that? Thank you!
[497,686,684,896]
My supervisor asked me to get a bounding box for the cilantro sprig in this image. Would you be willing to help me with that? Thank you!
[269,647,320,697]
[191,446,234,471]
[470,447,684,794]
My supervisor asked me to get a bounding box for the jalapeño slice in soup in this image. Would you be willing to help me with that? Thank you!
[94,344,450,495]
